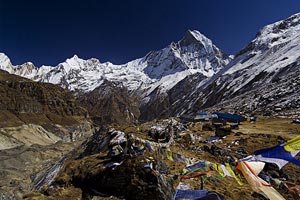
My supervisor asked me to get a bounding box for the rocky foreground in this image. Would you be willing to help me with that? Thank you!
[18,117,300,200]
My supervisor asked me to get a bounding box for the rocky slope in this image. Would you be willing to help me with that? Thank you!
[211,13,300,116]
[163,13,300,117]
[78,80,140,125]
[22,118,300,200]
[0,68,94,150]
[0,69,95,199]
[0,69,88,127]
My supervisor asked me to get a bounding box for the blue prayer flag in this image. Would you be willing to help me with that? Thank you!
[173,189,208,200]
[254,144,300,167]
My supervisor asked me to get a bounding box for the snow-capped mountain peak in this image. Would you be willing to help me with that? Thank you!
[224,13,300,75]
[16,62,36,75]
[140,30,230,81]
[180,30,214,53]
[61,55,83,72]
[255,13,300,49]
[0,53,14,73]
[0,29,230,99]
[194,13,300,116]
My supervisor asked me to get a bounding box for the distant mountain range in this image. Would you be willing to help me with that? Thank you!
[0,30,230,93]
[1,13,300,123]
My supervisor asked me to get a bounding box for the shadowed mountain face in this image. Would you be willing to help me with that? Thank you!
[166,13,300,116]
[0,69,88,127]
[78,80,140,126]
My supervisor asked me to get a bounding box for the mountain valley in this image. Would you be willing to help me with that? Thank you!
[0,13,300,200]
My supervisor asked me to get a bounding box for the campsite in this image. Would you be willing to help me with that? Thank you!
[2,3,300,199]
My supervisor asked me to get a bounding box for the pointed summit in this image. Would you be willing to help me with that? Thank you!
[71,54,79,59]
[66,54,80,62]
[179,30,213,52]
[65,54,83,64]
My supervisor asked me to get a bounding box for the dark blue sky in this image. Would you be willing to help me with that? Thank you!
[0,0,299,66]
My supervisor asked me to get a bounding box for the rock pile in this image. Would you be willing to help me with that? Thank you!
[25,127,176,200]
[23,118,300,200]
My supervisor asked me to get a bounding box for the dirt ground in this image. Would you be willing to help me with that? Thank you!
[118,117,300,199]
[20,117,300,200]
[172,117,300,200]
[237,117,300,138]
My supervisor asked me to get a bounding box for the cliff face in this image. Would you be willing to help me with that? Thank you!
[0,69,88,127]
[78,80,140,126]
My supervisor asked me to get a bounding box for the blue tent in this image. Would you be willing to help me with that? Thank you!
[212,112,245,123]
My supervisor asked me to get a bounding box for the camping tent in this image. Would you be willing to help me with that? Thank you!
[212,112,245,123]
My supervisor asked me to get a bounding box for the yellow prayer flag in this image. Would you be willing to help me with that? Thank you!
[225,163,243,185]
[213,163,225,177]
[284,135,300,152]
